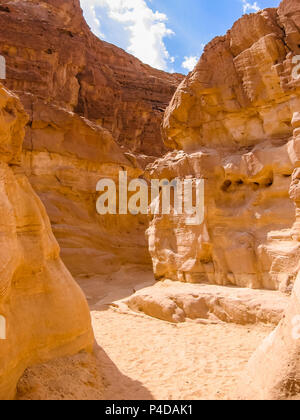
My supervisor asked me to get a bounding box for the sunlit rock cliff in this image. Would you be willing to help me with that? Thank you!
[148,0,300,292]
[0,83,93,400]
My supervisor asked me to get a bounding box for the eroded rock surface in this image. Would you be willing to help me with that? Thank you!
[238,113,300,400]
[21,96,150,277]
[149,0,300,400]
[163,4,300,151]
[0,83,93,400]
[1,0,300,401]
[148,0,300,292]
[0,0,183,277]
[124,280,289,325]
[0,0,182,156]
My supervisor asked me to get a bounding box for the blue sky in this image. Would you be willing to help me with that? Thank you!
[80,0,280,74]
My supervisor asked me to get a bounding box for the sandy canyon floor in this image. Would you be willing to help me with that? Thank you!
[15,266,276,400]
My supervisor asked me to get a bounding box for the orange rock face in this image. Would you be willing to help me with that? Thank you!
[0,0,182,278]
[1,0,300,401]
[0,83,93,400]
[0,0,182,156]
[21,95,149,277]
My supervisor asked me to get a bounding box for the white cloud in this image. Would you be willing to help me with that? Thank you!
[181,44,205,73]
[181,56,199,72]
[80,0,174,71]
[81,0,104,38]
[242,0,261,13]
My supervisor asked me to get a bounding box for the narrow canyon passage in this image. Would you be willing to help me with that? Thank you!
[16,269,274,400]
[1,0,300,401]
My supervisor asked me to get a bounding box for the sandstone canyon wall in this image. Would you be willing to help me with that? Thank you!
[147,0,300,293]
[239,116,300,399]
[0,0,183,277]
[1,0,300,401]
[0,82,93,400]
[151,0,300,399]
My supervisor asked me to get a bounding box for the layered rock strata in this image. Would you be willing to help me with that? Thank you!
[0,0,182,156]
[150,0,300,398]
[148,0,300,291]
[238,112,300,400]
[0,0,183,277]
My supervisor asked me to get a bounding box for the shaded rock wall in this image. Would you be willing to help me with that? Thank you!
[21,93,149,276]
[0,0,183,277]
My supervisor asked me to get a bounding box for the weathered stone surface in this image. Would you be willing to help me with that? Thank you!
[0,83,93,400]
[124,280,289,325]
[21,94,150,276]
[163,5,300,151]
[2,0,300,401]
[238,112,300,400]
[0,0,182,277]
[146,0,300,397]
[147,0,300,292]
[146,141,300,290]
[0,0,182,156]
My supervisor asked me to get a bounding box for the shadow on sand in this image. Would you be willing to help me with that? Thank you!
[94,343,154,400]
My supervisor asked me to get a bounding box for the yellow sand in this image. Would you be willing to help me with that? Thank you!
[17,303,272,400]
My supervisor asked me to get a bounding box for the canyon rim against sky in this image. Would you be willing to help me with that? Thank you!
[0,0,300,403]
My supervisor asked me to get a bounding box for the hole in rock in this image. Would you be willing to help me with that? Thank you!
[252,182,260,190]
[0,6,10,12]
[221,180,232,192]
[4,105,15,116]
[264,178,273,187]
